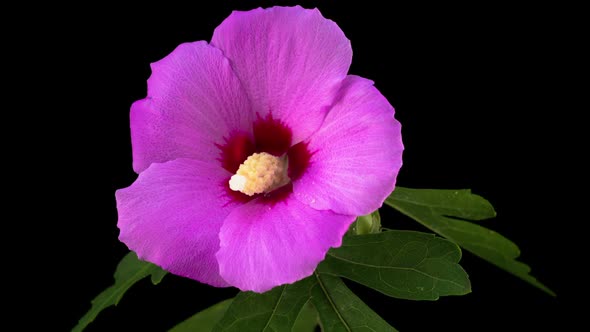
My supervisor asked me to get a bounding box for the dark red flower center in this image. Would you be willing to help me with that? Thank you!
[217,113,311,202]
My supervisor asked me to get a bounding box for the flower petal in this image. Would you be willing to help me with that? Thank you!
[211,6,352,144]
[116,158,240,287]
[293,76,404,216]
[131,41,253,173]
[216,188,355,292]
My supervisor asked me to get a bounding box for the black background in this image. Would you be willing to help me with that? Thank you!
[32,1,577,331]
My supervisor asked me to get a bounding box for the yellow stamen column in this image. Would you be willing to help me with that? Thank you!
[229,152,290,196]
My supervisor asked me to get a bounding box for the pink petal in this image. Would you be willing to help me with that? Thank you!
[211,6,352,144]
[131,41,253,173]
[293,76,404,216]
[116,158,240,287]
[216,188,355,292]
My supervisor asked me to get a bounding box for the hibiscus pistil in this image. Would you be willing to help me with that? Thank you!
[229,152,290,196]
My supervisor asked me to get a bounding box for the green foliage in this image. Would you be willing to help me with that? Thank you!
[318,230,470,300]
[215,278,316,331]
[311,274,397,331]
[72,252,167,332]
[210,274,397,332]
[385,187,554,295]
[291,300,319,332]
[169,299,233,332]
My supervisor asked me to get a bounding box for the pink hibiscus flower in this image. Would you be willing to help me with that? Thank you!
[116,6,403,292]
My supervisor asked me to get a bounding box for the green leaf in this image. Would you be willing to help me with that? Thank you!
[169,299,233,332]
[151,267,167,285]
[385,187,554,296]
[291,300,319,332]
[72,252,167,332]
[317,230,470,300]
[215,277,315,331]
[310,274,397,332]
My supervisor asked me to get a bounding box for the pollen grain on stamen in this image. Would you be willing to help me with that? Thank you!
[228,152,290,196]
